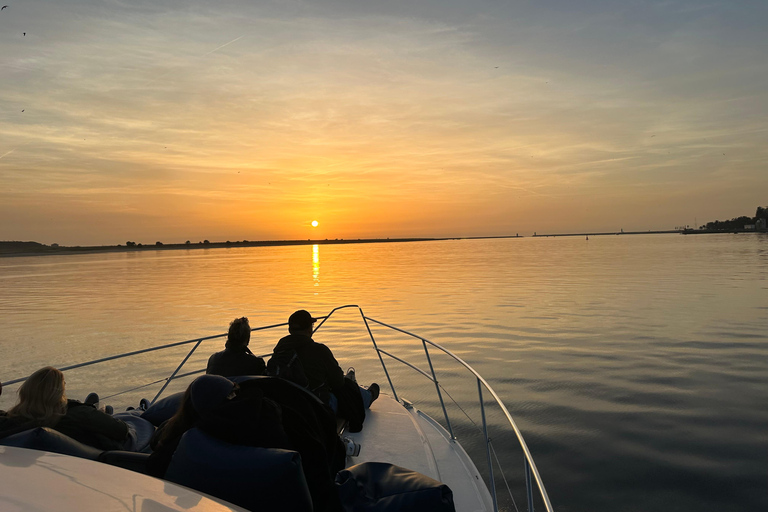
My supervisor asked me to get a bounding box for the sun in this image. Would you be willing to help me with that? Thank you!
[311,220,319,227]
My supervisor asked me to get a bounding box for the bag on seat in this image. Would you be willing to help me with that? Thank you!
[267,349,310,388]
[336,462,455,512]
[164,427,312,512]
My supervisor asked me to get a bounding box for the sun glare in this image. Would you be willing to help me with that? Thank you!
[311,220,319,227]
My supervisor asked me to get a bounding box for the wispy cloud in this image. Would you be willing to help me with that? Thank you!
[0,0,766,243]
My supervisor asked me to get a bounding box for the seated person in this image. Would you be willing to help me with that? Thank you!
[0,366,129,450]
[149,375,289,474]
[271,310,379,424]
[149,375,342,512]
[206,317,266,377]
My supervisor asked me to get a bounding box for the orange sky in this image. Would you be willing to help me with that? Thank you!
[1,1,766,245]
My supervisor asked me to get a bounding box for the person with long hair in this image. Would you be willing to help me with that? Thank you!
[0,366,128,450]
[206,317,266,377]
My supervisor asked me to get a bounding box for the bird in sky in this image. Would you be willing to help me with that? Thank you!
[1,6,8,11]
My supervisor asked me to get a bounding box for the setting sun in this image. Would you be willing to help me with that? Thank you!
[311,220,319,227]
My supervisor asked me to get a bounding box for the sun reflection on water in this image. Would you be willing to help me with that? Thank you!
[312,244,320,293]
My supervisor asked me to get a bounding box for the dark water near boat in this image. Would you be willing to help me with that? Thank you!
[1,234,767,511]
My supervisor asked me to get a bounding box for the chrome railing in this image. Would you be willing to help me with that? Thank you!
[2,305,552,512]
[317,305,553,512]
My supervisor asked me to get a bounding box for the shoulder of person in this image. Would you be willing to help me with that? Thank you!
[313,342,339,361]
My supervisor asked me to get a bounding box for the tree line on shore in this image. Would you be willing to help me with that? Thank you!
[701,206,767,231]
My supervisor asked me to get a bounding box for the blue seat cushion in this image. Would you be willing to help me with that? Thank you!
[140,392,184,426]
[164,428,312,512]
[113,413,155,452]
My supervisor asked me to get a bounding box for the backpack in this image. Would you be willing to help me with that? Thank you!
[267,350,310,388]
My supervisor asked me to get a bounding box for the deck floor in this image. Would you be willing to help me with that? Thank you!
[343,394,492,512]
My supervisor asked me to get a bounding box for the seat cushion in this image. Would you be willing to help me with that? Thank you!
[140,392,184,426]
[0,427,103,460]
[336,462,455,512]
[164,428,312,512]
[113,413,155,452]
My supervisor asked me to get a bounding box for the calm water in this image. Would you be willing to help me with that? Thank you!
[1,235,767,511]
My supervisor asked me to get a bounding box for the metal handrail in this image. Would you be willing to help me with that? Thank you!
[1,304,552,512]
[317,304,553,512]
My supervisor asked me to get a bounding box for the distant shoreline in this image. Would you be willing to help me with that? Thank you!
[4,230,764,257]
[532,229,767,237]
[531,230,681,237]
[0,235,524,258]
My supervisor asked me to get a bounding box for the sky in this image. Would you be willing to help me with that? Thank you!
[1,0,766,245]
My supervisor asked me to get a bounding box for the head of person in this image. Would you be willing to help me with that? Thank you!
[288,309,316,336]
[225,316,251,349]
[155,375,238,449]
[8,366,67,425]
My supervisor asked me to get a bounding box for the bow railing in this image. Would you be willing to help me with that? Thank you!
[2,305,552,512]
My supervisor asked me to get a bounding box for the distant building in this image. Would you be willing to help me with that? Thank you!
[757,218,767,230]
[744,224,756,231]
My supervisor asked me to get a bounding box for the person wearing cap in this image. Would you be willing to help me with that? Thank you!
[271,310,379,414]
[206,317,267,378]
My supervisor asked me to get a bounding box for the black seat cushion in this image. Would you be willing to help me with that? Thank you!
[336,462,455,512]
[0,427,103,460]
[98,450,151,474]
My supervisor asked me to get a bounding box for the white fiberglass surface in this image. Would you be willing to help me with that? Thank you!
[0,446,246,512]
[344,394,492,512]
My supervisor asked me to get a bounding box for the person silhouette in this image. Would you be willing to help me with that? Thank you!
[270,310,379,429]
[206,317,266,378]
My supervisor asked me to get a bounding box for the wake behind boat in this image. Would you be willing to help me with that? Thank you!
[0,305,552,512]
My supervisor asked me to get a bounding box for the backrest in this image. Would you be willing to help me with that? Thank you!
[164,428,312,512]
[0,427,103,460]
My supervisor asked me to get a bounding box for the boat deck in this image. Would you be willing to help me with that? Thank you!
[344,394,493,512]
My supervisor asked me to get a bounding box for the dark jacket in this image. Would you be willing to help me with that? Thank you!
[55,400,129,450]
[0,401,128,450]
[0,414,36,439]
[206,347,266,378]
[272,334,344,400]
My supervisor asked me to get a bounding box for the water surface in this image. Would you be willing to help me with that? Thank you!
[1,235,766,511]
